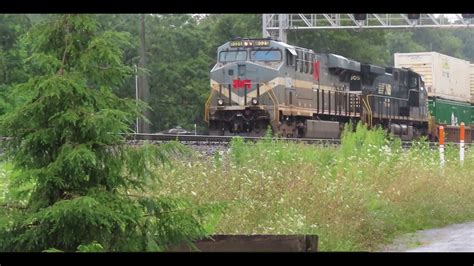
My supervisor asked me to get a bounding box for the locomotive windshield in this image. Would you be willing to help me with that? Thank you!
[219,50,247,63]
[249,49,282,61]
[410,76,419,88]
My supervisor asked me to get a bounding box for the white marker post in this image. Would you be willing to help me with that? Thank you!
[460,122,465,165]
[439,126,445,167]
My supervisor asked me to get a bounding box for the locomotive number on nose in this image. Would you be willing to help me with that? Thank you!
[350,75,361,81]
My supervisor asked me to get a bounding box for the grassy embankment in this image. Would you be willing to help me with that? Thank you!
[149,124,474,251]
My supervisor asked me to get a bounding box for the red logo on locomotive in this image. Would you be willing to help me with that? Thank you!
[232,79,251,90]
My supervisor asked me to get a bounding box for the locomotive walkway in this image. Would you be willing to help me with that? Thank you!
[381,221,474,252]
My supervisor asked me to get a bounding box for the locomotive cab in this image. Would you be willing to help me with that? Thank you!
[208,39,285,136]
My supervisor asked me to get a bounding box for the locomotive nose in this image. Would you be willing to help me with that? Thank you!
[237,64,246,77]
[224,63,247,80]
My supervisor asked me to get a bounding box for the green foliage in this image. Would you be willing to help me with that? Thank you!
[229,137,246,166]
[42,248,64,252]
[0,14,221,252]
[42,241,106,252]
[145,14,213,132]
[0,15,32,115]
[0,162,34,206]
[77,241,104,252]
[263,125,273,140]
[340,122,388,159]
[137,196,225,251]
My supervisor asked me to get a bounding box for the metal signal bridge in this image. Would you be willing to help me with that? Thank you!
[263,14,474,43]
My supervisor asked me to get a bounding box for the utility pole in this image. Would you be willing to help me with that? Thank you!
[138,14,151,135]
[135,64,139,133]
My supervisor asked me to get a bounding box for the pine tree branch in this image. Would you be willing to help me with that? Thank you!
[59,15,71,75]
[0,203,28,210]
[142,206,199,217]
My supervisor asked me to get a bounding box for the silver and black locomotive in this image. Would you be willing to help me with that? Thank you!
[205,38,429,140]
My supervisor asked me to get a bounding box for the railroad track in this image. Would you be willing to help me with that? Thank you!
[1,134,471,149]
[125,133,342,147]
[123,133,470,149]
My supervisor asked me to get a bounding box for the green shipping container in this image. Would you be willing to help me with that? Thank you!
[472,103,474,126]
[428,98,472,125]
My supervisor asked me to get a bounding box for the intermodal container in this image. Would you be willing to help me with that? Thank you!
[394,52,471,103]
[428,97,472,126]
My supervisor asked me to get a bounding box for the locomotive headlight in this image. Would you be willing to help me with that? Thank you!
[251,97,258,105]
[217,98,224,106]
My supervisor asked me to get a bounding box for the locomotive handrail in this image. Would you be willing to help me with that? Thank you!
[367,95,373,127]
[268,85,280,123]
[367,94,411,121]
[367,94,410,102]
[361,95,373,128]
[204,90,215,123]
[219,80,280,123]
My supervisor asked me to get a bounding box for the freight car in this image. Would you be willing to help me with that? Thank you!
[205,38,430,141]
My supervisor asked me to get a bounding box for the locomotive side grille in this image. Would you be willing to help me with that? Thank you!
[349,94,361,113]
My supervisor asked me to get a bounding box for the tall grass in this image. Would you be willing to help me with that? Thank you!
[148,123,474,251]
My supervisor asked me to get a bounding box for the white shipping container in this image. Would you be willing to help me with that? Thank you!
[394,52,471,103]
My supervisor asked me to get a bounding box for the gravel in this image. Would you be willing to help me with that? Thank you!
[381,221,474,252]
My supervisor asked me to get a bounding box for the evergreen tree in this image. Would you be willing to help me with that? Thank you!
[0,14,32,115]
[0,14,220,252]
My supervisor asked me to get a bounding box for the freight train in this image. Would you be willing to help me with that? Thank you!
[204,38,472,142]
